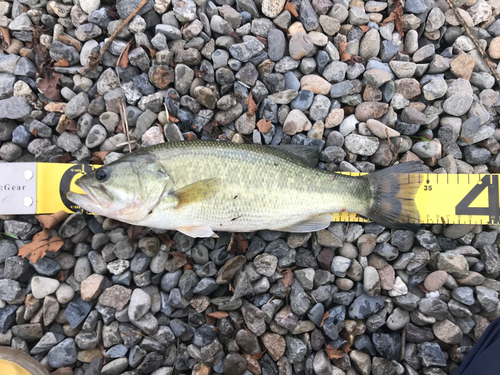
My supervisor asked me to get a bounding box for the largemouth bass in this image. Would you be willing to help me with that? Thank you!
[68,141,423,237]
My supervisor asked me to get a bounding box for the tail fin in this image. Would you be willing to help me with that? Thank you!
[364,162,424,230]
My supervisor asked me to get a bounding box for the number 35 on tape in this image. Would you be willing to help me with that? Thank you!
[1,163,500,225]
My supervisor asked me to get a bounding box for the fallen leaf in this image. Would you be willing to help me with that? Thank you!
[171,251,194,267]
[0,27,10,47]
[325,345,344,359]
[226,31,243,43]
[31,128,38,137]
[18,229,64,263]
[284,0,299,17]
[228,233,249,255]
[256,119,272,133]
[35,211,68,230]
[339,41,350,62]
[118,43,131,69]
[281,268,294,287]
[157,233,175,248]
[127,225,143,245]
[194,69,206,78]
[206,311,229,319]
[56,152,73,163]
[320,311,330,327]
[44,102,67,113]
[380,0,404,36]
[253,349,267,360]
[186,132,196,140]
[140,44,156,59]
[245,92,258,116]
[359,25,369,33]
[169,114,180,123]
[33,43,48,61]
[93,151,110,163]
[54,57,69,67]
[256,36,268,48]
[37,73,62,101]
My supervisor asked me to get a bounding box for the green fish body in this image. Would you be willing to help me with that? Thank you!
[68,141,423,237]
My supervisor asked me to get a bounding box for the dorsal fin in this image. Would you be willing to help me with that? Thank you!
[271,145,319,168]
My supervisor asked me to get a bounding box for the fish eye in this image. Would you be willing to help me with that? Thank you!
[95,168,109,182]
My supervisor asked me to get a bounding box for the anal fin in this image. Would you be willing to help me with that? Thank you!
[278,214,332,233]
[176,225,216,238]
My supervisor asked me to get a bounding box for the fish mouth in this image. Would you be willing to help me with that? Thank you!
[67,179,104,210]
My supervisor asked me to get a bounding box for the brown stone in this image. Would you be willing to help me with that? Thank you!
[456,271,486,286]
[300,75,332,95]
[450,52,475,80]
[394,78,421,100]
[283,109,312,135]
[243,354,262,375]
[98,285,132,310]
[378,265,395,290]
[432,320,463,345]
[261,333,286,361]
[357,233,376,256]
[148,65,174,89]
[81,274,105,301]
[488,36,500,59]
[192,363,211,375]
[51,367,73,375]
[216,255,247,284]
[317,248,335,270]
[325,108,344,128]
[77,349,103,363]
[423,270,448,292]
[355,102,388,121]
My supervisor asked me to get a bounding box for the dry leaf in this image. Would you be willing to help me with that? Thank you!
[18,229,64,263]
[118,43,131,69]
[226,31,243,43]
[0,27,10,48]
[56,152,73,163]
[206,311,229,319]
[281,268,294,287]
[252,350,267,360]
[245,92,258,116]
[256,119,272,133]
[37,73,63,101]
[169,114,180,122]
[325,345,344,359]
[359,25,369,33]
[157,233,175,248]
[171,251,194,267]
[140,44,156,59]
[256,36,268,48]
[228,233,249,255]
[44,102,67,113]
[339,41,350,62]
[31,128,38,137]
[93,151,110,163]
[35,211,68,230]
[235,234,248,253]
[284,0,299,17]
[127,225,143,245]
[54,57,69,67]
[320,311,330,327]
[380,0,403,36]
[186,132,196,140]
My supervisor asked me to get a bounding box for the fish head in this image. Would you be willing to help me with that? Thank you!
[67,155,172,222]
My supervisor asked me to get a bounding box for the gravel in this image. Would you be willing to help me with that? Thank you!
[0,0,499,372]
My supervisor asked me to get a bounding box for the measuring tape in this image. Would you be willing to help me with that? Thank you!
[1,163,499,225]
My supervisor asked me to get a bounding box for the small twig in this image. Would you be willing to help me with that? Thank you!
[84,0,148,72]
[445,0,500,85]
[120,101,133,153]
[386,128,402,166]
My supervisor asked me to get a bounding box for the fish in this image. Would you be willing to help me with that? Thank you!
[67,140,424,238]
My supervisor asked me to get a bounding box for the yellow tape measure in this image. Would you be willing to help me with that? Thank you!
[2,163,499,226]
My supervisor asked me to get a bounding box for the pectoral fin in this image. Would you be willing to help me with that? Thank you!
[174,178,219,209]
[177,225,216,238]
[278,214,333,232]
